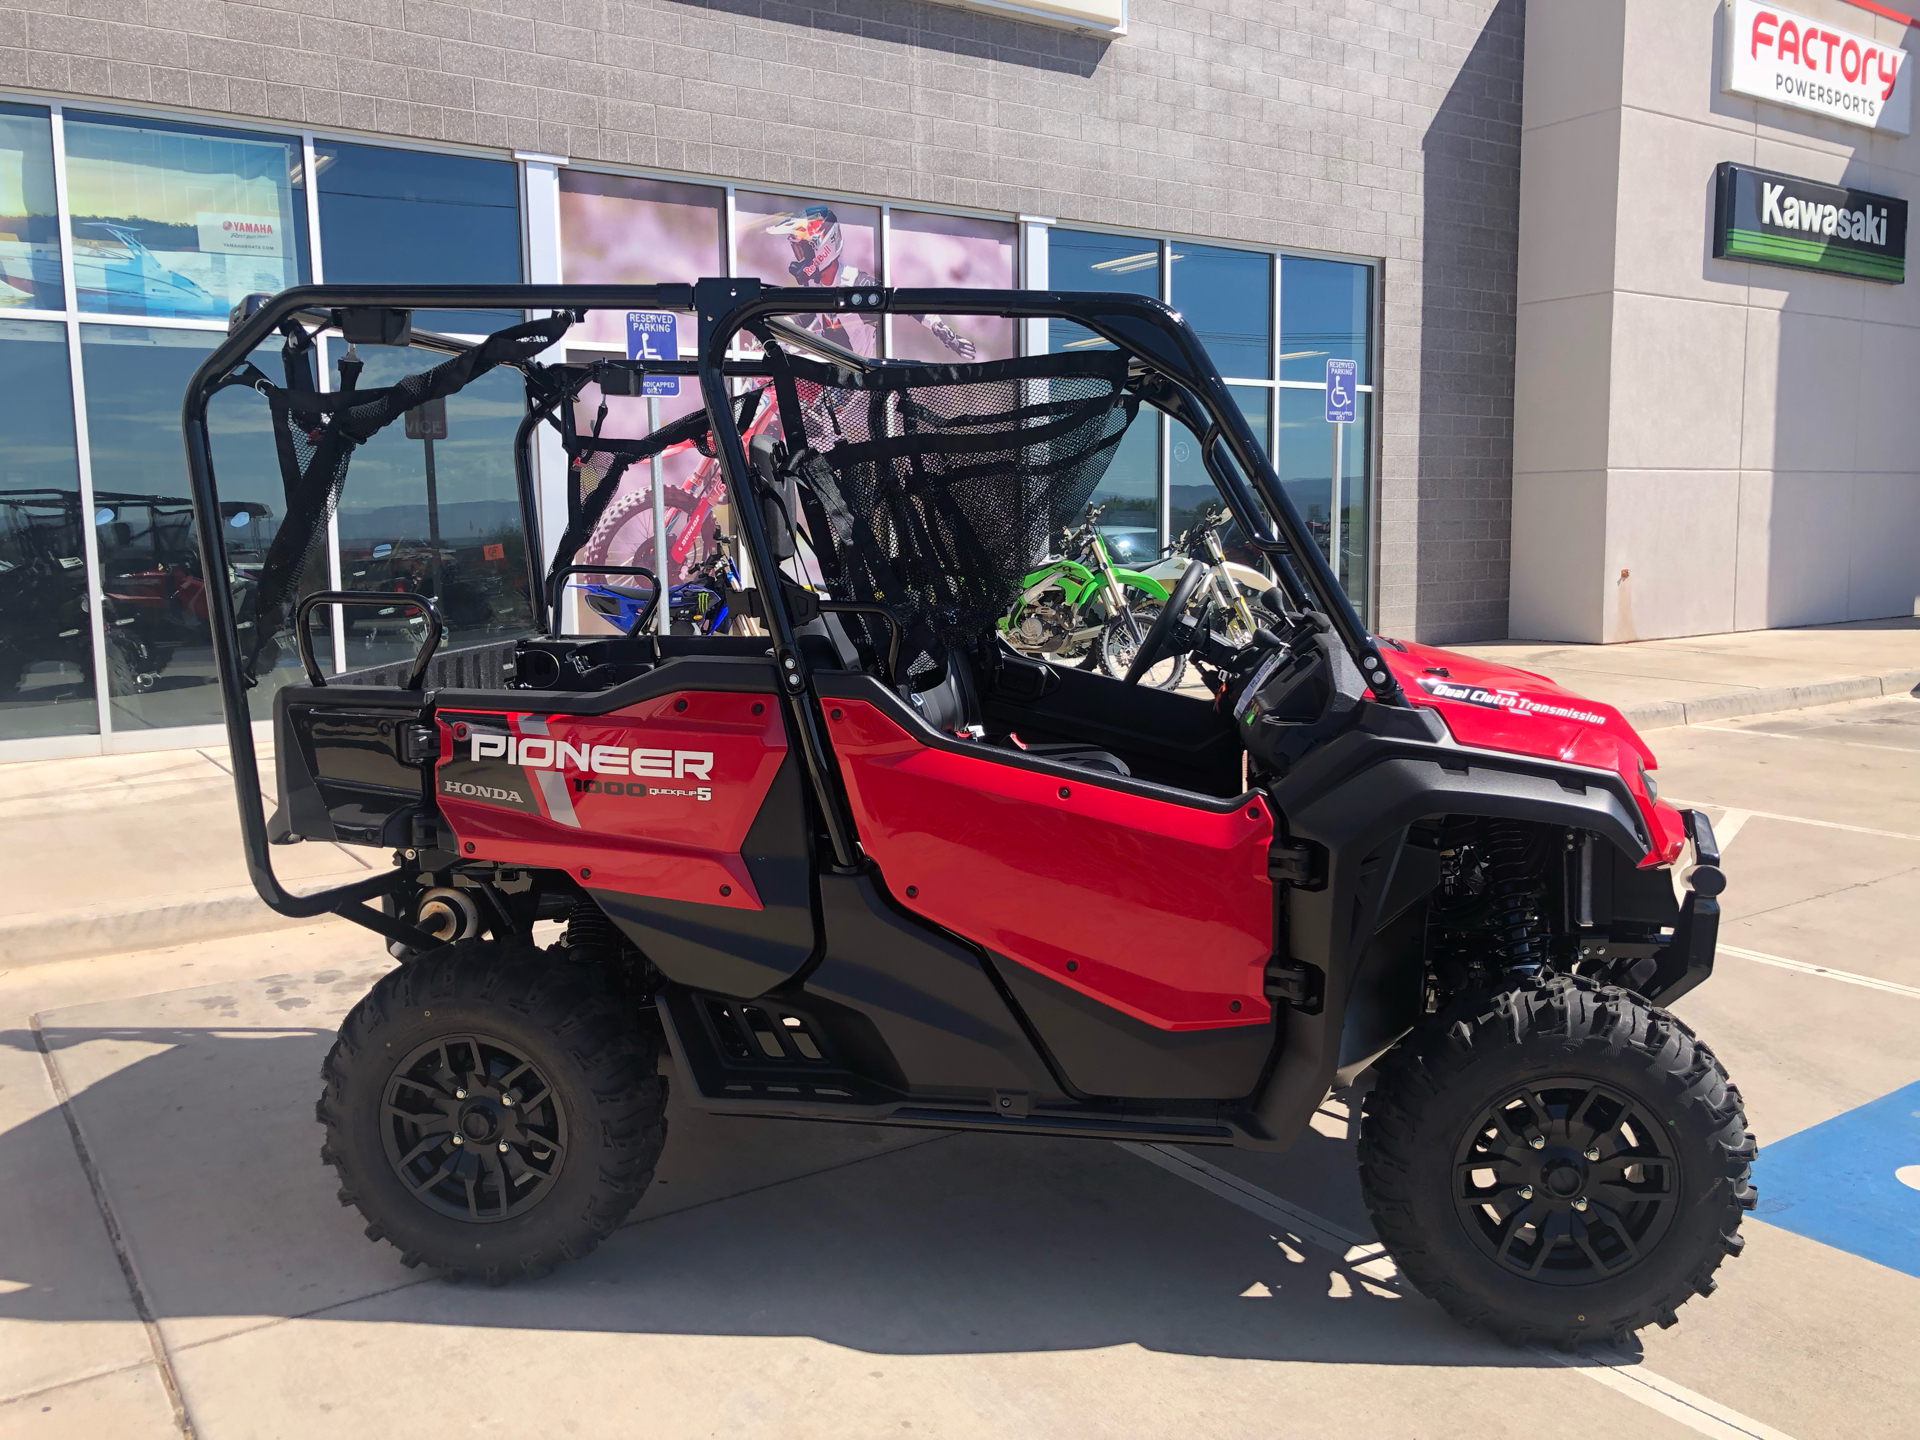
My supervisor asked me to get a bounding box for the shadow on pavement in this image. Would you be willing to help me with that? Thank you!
[0,969,1596,1372]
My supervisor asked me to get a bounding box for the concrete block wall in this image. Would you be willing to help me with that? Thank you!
[1,0,1528,642]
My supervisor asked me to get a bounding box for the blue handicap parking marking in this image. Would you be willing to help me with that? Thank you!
[1750,1080,1920,1277]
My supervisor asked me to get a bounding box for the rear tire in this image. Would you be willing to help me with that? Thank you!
[316,940,666,1284]
[1357,975,1755,1348]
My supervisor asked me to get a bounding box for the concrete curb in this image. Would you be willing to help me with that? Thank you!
[1621,668,1920,730]
[0,883,348,972]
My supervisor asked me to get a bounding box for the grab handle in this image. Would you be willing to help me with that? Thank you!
[295,590,443,690]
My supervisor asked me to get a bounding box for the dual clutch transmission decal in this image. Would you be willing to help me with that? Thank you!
[1416,676,1607,727]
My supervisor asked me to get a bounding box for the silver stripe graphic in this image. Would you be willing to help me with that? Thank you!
[534,767,580,827]
[515,715,580,827]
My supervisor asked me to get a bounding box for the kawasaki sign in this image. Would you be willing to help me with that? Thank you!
[1713,162,1908,283]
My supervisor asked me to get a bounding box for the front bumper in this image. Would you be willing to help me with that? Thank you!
[1647,808,1724,1005]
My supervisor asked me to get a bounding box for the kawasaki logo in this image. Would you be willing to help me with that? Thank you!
[1761,182,1889,245]
[470,732,713,780]
[1713,162,1908,284]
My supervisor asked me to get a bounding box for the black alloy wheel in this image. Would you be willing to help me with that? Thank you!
[1452,1077,1677,1284]
[318,939,667,1284]
[381,1033,569,1223]
[1358,975,1755,1348]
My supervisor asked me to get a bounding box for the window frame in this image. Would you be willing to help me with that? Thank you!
[0,92,1382,760]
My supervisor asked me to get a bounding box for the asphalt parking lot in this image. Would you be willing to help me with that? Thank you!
[1,694,1914,1440]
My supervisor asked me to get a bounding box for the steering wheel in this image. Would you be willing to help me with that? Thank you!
[1125,558,1208,686]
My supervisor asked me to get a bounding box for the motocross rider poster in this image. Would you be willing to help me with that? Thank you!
[60,116,302,319]
[558,171,723,347]
[733,191,882,355]
[888,211,1017,363]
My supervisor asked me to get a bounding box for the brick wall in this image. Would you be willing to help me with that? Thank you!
[3,0,1525,641]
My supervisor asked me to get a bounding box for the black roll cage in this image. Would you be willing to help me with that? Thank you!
[181,281,1400,938]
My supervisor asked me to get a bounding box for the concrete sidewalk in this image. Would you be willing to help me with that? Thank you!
[0,744,371,972]
[1,618,1914,971]
[1451,616,1920,729]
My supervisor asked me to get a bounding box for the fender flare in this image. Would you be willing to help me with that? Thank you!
[1249,728,1650,1147]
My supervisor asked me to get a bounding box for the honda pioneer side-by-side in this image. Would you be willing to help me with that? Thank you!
[181,280,1752,1348]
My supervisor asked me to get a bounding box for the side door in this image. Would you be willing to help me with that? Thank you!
[819,684,1275,1036]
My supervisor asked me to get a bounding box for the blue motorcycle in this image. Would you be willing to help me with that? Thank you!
[578,547,744,637]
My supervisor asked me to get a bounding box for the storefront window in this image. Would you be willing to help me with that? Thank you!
[63,113,307,320]
[328,342,535,671]
[1280,257,1371,384]
[1278,386,1370,601]
[1170,243,1271,380]
[1169,385,1271,549]
[888,210,1017,363]
[734,192,883,357]
[0,105,62,311]
[1049,229,1162,548]
[559,363,716,633]
[315,141,521,334]
[559,173,721,349]
[79,326,298,730]
[0,321,92,739]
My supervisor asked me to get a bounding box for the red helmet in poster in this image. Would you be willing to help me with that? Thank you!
[768,204,844,286]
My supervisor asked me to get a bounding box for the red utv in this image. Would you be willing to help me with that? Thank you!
[183,282,1751,1349]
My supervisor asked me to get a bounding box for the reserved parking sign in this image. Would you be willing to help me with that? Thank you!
[1324,358,1356,424]
[626,312,680,395]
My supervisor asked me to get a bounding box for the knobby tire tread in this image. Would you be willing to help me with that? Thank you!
[1357,973,1756,1349]
[316,939,666,1286]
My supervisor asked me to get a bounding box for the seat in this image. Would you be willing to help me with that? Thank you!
[906,647,1130,777]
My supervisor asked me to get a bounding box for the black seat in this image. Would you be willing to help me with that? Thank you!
[906,648,1130,777]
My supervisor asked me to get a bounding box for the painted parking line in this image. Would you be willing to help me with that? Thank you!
[1692,724,1915,756]
[1719,944,1920,999]
[1117,1141,1800,1440]
[1750,1081,1920,1279]
[1668,802,1920,843]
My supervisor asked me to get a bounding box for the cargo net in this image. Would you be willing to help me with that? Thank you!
[545,383,769,617]
[779,349,1137,686]
[219,311,572,683]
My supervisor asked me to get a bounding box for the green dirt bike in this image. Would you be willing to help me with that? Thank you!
[1000,504,1186,690]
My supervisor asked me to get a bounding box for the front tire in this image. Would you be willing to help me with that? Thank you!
[317,940,667,1283]
[1095,604,1186,689]
[1357,975,1755,1348]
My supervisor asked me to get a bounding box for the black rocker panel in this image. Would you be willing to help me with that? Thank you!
[595,750,818,997]
[994,955,1278,1100]
[802,871,1066,1101]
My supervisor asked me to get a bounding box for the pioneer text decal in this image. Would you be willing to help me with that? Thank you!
[1713,162,1907,283]
[469,731,713,780]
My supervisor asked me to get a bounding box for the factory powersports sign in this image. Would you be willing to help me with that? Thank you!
[1722,0,1911,134]
[1713,162,1908,283]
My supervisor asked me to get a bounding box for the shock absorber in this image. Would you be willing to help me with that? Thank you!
[563,897,626,963]
[1483,821,1549,973]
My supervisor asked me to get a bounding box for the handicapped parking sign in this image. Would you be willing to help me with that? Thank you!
[625,311,680,396]
[1324,357,1356,424]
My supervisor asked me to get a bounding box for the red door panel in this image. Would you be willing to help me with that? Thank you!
[436,690,784,910]
[826,698,1273,1031]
